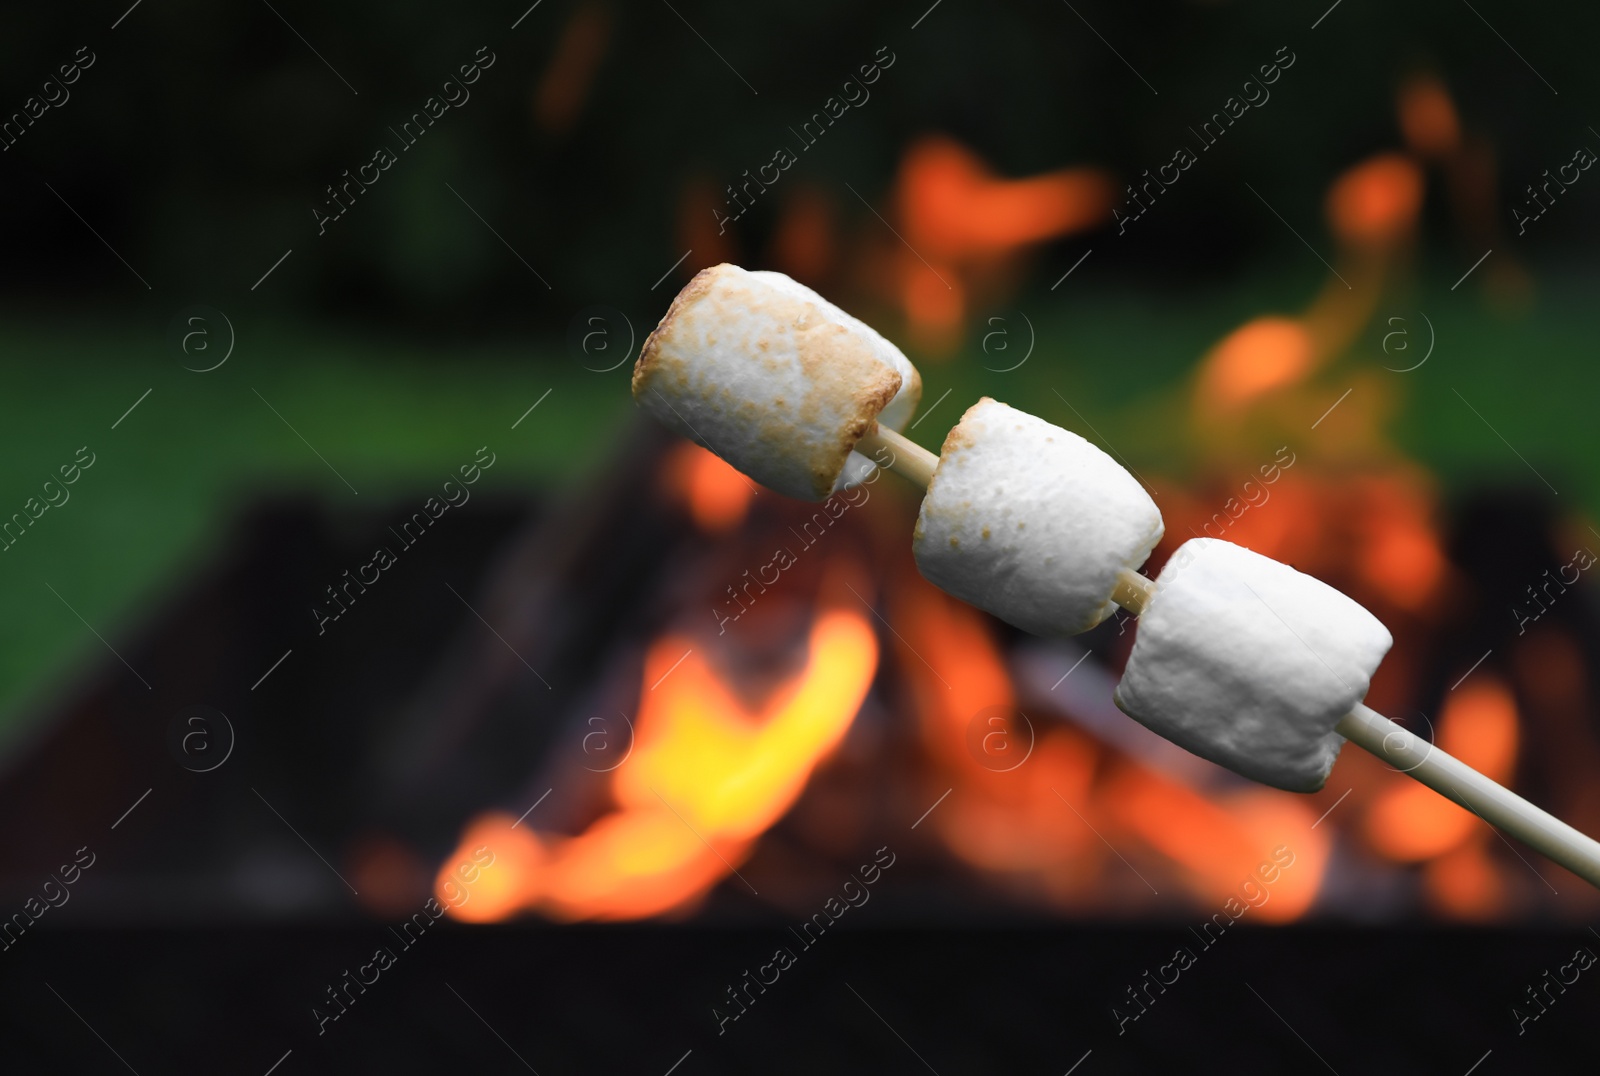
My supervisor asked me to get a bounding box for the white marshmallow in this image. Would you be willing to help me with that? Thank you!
[1114,539,1393,792]
[633,264,921,501]
[912,398,1163,635]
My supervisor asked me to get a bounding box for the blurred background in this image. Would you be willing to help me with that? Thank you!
[1,0,1598,1071]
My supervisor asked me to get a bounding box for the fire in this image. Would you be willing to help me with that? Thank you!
[442,813,544,924]
[676,176,738,276]
[1195,316,1316,413]
[1364,676,1520,863]
[1398,674,1523,919]
[1176,468,1448,607]
[893,571,1011,749]
[1391,70,1533,307]
[436,571,879,921]
[1325,153,1424,250]
[1348,474,1449,613]
[662,442,755,533]
[533,1,613,136]
[1194,153,1424,416]
[767,184,838,284]
[1426,842,1506,920]
[896,136,1115,257]
[1173,222,1492,910]
[1398,73,1462,160]
[1101,770,1327,922]
[892,568,1328,915]
[883,135,1114,354]
[612,603,878,840]
[892,570,1100,895]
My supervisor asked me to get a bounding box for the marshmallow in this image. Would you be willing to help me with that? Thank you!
[633,264,921,501]
[1114,539,1393,792]
[912,398,1163,635]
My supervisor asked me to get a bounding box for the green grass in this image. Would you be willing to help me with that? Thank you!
[0,271,1593,730]
[0,321,631,729]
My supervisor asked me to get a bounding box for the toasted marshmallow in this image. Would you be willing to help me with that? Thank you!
[633,264,921,501]
[1114,539,1393,792]
[912,398,1163,635]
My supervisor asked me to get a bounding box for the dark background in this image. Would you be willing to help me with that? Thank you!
[3,0,1596,320]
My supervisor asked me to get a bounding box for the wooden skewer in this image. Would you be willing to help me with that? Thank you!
[863,423,939,488]
[859,423,1600,888]
[1336,705,1600,888]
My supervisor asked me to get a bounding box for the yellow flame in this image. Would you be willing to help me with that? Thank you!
[437,576,879,921]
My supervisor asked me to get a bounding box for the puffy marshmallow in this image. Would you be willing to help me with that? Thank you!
[912,398,1163,635]
[633,264,921,501]
[1114,539,1393,792]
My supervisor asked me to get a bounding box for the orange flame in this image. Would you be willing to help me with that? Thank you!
[662,442,755,534]
[897,136,1115,257]
[884,135,1114,354]
[1194,154,1425,418]
[533,1,613,135]
[1349,474,1449,613]
[892,571,1102,895]
[442,813,545,924]
[1195,316,1317,413]
[1398,73,1462,160]
[1101,770,1328,922]
[767,185,838,285]
[891,568,1327,916]
[1364,675,1520,863]
[437,572,878,921]
[677,176,738,275]
[1326,153,1424,251]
